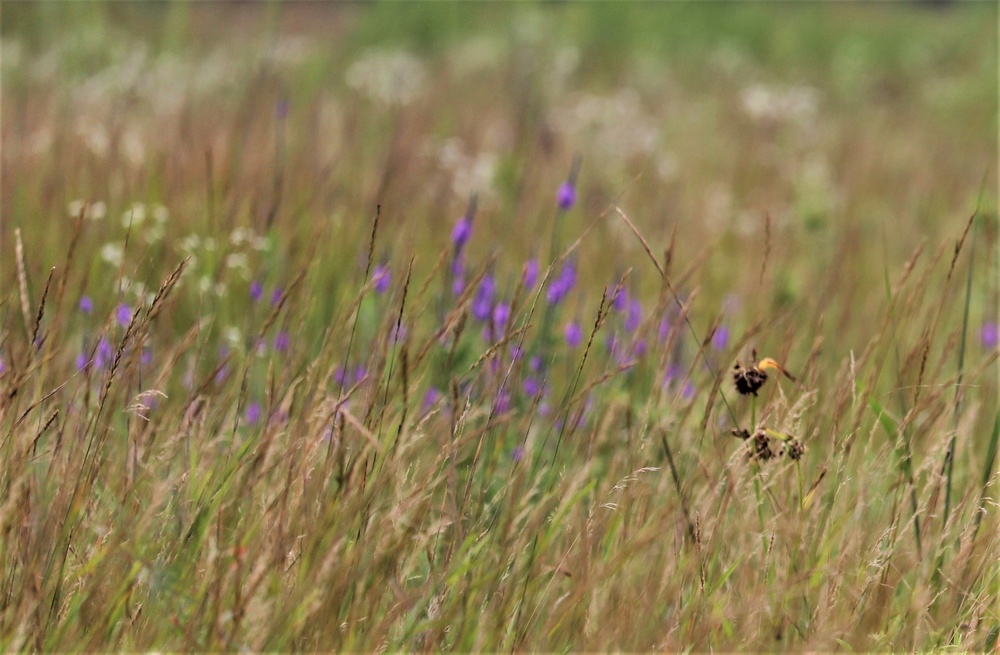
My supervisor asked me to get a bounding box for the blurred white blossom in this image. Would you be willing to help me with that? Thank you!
[740,84,819,126]
[101,243,124,267]
[67,200,107,220]
[554,89,660,162]
[346,50,426,107]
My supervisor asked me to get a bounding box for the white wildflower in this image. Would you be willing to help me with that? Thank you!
[153,204,169,223]
[101,243,124,267]
[122,202,147,228]
[222,326,242,348]
[225,253,249,272]
[345,50,426,107]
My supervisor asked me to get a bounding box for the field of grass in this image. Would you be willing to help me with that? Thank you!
[1,2,998,651]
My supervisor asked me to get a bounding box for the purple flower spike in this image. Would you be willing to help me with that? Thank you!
[250,280,264,303]
[79,296,93,315]
[75,351,90,371]
[245,401,262,425]
[274,330,290,353]
[373,265,391,294]
[625,299,643,333]
[493,391,511,415]
[546,260,576,305]
[612,287,628,312]
[422,387,440,412]
[523,258,539,290]
[472,274,496,322]
[557,181,576,211]
[271,287,283,307]
[982,321,999,350]
[512,445,525,462]
[96,337,113,369]
[658,316,672,342]
[493,303,510,331]
[712,324,729,351]
[565,320,583,348]
[116,303,132,327]
[452,276,465,296]
[451,216,472,250]
[141,348,152,366]
[523,376,541,397]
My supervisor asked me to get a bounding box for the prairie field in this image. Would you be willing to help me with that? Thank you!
[1,3,999,651]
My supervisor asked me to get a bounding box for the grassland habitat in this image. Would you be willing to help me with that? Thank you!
[0,1,998,651]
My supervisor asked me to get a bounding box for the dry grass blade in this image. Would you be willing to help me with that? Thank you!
[614,206,664,280]
[31,268,55,348]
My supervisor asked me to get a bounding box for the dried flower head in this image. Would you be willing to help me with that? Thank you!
[733,361,768,396]
[733,351,797,396]
[751,430,774,462]
[785,438,806,461]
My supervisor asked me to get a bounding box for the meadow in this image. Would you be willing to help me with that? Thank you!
[1,2,998,651]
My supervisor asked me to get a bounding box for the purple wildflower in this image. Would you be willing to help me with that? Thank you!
[634,339,647,357]
[658,316,672,342]
[512,445,525,462]
[422,387,440,413]
[116,303,132,327]
[451,251,465,277]
[250,280,264,303]
[335,366,348,385]
[523,376,541,397]
[492,303,510,332]
[79,295,93,315]
[373,265,391,294]
[565,320,583,348]
[96,337,113,369]
[274,330,290,353]
[712,325,729,351]
[472,274,496,322]
[682,380,695,399]
[625,299,642,333]
[245,401,262,425]
[141,348,152,366]
[529,355,543,372]
[270,287,283,307]
[546,260,576,305]
[452,276,466,297]
[523,258,539,290]
[493,390,511,415]
[451,215,472,250]
[612,287,628,312]
[75,351,89,371]
[557,181,576,211]
[982,321,999,350]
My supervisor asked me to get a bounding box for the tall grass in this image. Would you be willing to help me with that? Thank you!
[1,2,997,651]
